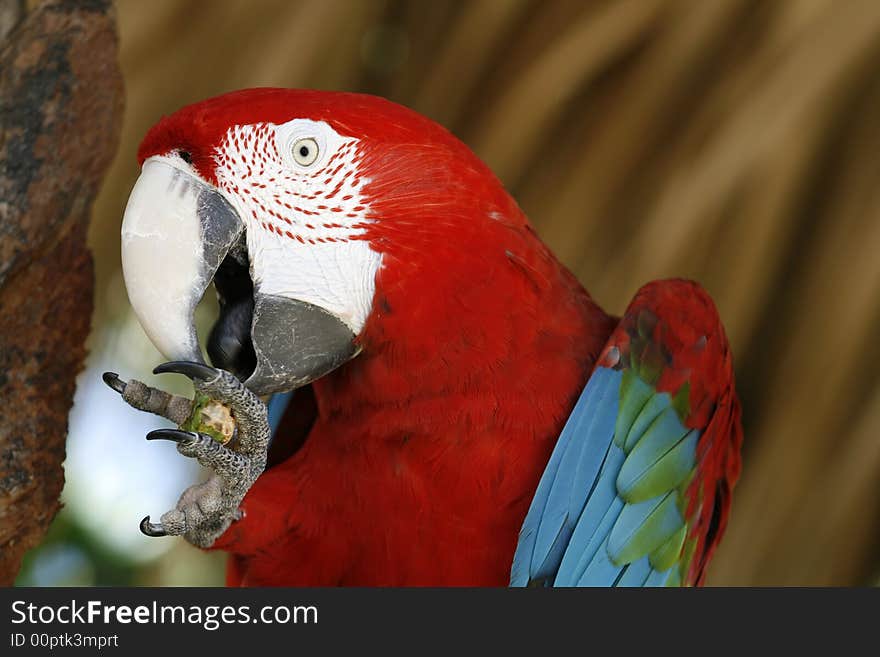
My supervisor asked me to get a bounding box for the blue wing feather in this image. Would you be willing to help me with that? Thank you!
[510,365,697,587]
[510,367,622,585]
[577,536,624,585]
[643,568,672,587]
[266,390,295,440]
[616,556,653,587]
[555,446,625,584]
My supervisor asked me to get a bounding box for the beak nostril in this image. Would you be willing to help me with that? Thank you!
[179,150,193,165]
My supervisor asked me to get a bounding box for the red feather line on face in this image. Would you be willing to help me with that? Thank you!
[597,280,743,585]
[211,123,368,245]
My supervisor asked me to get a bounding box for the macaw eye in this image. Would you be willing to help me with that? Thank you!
[292,137,319,166]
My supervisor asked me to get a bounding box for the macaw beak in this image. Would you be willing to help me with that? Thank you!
[121,156,358,395]
[122,158,242,363]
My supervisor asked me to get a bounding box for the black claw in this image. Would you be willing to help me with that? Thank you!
[102,372,126,394]
[153,360,218,381]
[140,515,166,537]
[146,428,197,444]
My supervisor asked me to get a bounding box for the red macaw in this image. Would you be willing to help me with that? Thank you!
[107,88,742,586]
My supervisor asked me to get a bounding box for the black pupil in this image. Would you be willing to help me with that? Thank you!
[179,150,193,164]
[299,145,310,158]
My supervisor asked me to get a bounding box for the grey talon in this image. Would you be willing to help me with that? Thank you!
[102,372,126,395]
[153,360,218,382]
[140,515,167,537]
[146,428,197,444]
[114,362,269,548]
[111,377,193,425]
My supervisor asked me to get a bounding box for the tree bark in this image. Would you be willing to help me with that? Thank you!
[0,0,123,585]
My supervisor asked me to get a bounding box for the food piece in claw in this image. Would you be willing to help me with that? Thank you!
[102,361,270,547]
[182,394,236,445]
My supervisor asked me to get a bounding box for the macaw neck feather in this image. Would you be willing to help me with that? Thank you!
[311,216,616,441]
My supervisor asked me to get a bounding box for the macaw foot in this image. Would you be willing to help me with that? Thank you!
[102,362,269,548]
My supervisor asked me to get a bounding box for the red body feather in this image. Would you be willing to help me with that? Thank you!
[138,89,740,585]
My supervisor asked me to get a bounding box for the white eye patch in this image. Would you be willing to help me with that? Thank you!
[214,119,379,334]
[274,118,349,172]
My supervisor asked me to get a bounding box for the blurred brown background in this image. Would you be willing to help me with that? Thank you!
[44,0,880,585]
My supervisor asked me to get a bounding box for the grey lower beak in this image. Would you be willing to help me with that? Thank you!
[245,294,358,395]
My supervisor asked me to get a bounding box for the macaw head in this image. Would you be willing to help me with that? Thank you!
[123,88,526,395]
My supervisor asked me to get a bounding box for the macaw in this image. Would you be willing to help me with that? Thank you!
[105,88,742,586]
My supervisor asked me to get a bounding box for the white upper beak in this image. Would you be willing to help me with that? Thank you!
[121,157,242,363]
